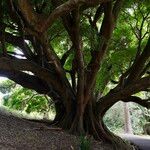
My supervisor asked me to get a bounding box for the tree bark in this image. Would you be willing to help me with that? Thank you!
[123,103,133,134]
[0,1,149,149]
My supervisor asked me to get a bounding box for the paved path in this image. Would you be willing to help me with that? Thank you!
[120,134,150,150]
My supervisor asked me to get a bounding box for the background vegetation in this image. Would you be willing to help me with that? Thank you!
[0,0,149,145]
[0,79,149,135]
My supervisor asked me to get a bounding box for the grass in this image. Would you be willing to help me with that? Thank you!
[79,135,91,150]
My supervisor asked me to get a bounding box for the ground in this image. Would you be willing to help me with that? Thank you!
[0,107,115,150]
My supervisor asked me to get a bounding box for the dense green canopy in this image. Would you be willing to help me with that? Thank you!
[0,0,149,148]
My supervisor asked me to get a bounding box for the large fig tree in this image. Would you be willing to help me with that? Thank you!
[0,0,149,146]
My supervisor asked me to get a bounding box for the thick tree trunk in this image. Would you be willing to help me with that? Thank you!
[55,101,110,140]
[53,102,65,124]
[51,95,133,150]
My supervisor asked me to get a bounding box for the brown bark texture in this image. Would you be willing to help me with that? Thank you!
[0,0,150,148]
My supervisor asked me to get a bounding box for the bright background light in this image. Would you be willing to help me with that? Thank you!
[0,77,8,100]
[0,77,7,83]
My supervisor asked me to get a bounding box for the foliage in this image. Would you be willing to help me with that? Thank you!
[1,79,149,135]
[0,0,150,143]
[104,101,150,135]
[79,135,91,150]
[95,6,149,94]
[1,80,54,114]
[0,80,16,94]
[104,102,124,133]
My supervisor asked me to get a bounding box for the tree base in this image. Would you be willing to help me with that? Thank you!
[52,104,136,150]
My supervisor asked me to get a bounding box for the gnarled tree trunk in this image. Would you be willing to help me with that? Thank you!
[0,0,150,149]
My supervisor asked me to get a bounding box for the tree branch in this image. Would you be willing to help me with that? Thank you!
[134,12,149,61]
[72,7,85,107]
[127,36,150,83]
[0,56,75,106]
[113,0,124,22]
[61,46,73,66]
[17,0,39,27]
[122,96,150,109]
[51,0,75,45]
[39,0,82,33]
[0,70,50,94]
[97,76,150,115]
[140,61,150,76]
[0,69,61,103]
[40,0,112,33]
[1,32,34,59]
[85,1,115,93]
[92,4,104,28]
[82,0,111,6]
[17,0,112,34]
[0,57,61,93]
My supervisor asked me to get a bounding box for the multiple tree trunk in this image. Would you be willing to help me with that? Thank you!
[0,0,150,148]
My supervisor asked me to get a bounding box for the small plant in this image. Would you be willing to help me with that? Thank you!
[79,135,91,150]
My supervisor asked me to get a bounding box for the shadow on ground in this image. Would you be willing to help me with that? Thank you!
[0,107,113,150]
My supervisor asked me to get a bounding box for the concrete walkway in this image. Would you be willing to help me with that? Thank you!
[120,134,150,150]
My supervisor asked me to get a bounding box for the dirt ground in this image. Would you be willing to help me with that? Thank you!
[0,107,115,150]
